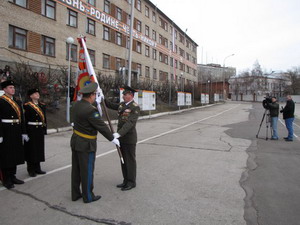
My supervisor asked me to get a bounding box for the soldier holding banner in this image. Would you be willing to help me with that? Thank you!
[24,88,47,177]
[105,86,140,191]
[71,82,120,203]
[0,80,28,189]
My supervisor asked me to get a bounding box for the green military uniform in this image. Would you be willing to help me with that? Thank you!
[71,83,114,203]
[105,87,140,189]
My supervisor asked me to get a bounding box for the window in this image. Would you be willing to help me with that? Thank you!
[145,25,149,37]
[42,0,56,19]
[103,54,110,69]
[103,26,110,40]
[179,48,184,57]
[9,25,27,50]
[66,43,77,62]
[152,30,156,41]
[88,49,96,65]
[145,66,150,78]
[116,7,122,20]
[187,66,190,74]
[152,11,156,22]
[175,59,178,68]
[164,55,168,65]
[159,35,162,44]
[152,49,157,60]
[170,57,173,67]
[137,64,142,75]
[116,58,122,70]
[159,52,163,62]
[136,0,141,11]
[88,0,95,6]
[104,0,110,14]
[153,68,157,79]
[137,20,141,32]
[170,41,173,50]
[136,41,142,53]
[68,9,77,27]
[145,6,149,17]
[116,32,122,45]
[164,38,168,48]
[41,36,55,56]
[10,0,27,8]
[145,45,149,57]
[87,18,96,35]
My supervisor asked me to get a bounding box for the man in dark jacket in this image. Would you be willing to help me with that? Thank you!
[280,95,295,141]
[71,82,120,203]
[105,86,140,191]
[0,80,29,189]
[267,97,279,140]
[24,88,47,177]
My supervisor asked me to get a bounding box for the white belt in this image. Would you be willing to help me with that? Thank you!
[1,119,20,123]
[28,122,43,125]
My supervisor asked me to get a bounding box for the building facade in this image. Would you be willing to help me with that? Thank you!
[0,0,198,88]
[229,73,289,101]
[197,63,236,99]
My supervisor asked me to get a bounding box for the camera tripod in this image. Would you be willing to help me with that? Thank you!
[256,109,273,140]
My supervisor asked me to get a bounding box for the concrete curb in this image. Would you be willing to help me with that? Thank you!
[46,103,221,134]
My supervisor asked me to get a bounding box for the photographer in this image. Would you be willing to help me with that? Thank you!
[267,97,279,140]
[280,95,295,142]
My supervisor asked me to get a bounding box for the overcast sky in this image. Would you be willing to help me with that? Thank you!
[151,0,300,74]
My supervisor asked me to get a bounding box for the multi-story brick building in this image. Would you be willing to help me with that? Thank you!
[0,0,198,88]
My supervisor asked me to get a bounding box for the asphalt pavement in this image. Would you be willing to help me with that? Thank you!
[0,101,299,225]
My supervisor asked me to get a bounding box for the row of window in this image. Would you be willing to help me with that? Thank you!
[11,0,197,54]
[8,22,197,76]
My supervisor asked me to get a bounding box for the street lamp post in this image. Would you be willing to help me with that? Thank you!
[223,54,234,100]
[66,36,74,123]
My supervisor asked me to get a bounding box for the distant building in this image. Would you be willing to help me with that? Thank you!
[229,73,290,101]
[197,63,236,99]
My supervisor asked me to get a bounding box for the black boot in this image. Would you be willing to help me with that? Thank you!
[35,163,46,175]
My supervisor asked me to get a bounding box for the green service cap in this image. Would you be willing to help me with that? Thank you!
[79,82,98,94]
[122,85,136,95]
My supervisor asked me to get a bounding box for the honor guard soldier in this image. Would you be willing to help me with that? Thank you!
[0,80,29,189]
[105,86,140,191]
[24,88,47,177]
[71,82,120,203]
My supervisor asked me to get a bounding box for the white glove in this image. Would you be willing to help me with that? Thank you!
[22,134,30,142]
[96,93,102,104]
[113,133,121,139]
[99,89,105,100]
[111,138,120,147]
[0,137,3,143]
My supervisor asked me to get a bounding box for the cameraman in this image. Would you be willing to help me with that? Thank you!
[280,95,295,142]
[267,97,279,140]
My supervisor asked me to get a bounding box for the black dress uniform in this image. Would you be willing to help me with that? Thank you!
[105,86,140,190]
[24,88,47,177]
[0,80,26,189]
[71,82,114,203]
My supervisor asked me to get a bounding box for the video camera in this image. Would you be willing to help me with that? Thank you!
[262,97,272,109]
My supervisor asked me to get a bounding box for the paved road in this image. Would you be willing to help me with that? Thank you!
[0,102,299,225]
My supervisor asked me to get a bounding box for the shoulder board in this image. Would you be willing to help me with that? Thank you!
[133,102,139,107]
[24,102,30,106]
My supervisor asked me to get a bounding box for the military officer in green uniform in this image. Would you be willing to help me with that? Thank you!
[105,86,140,191]
[71,82,120,203]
